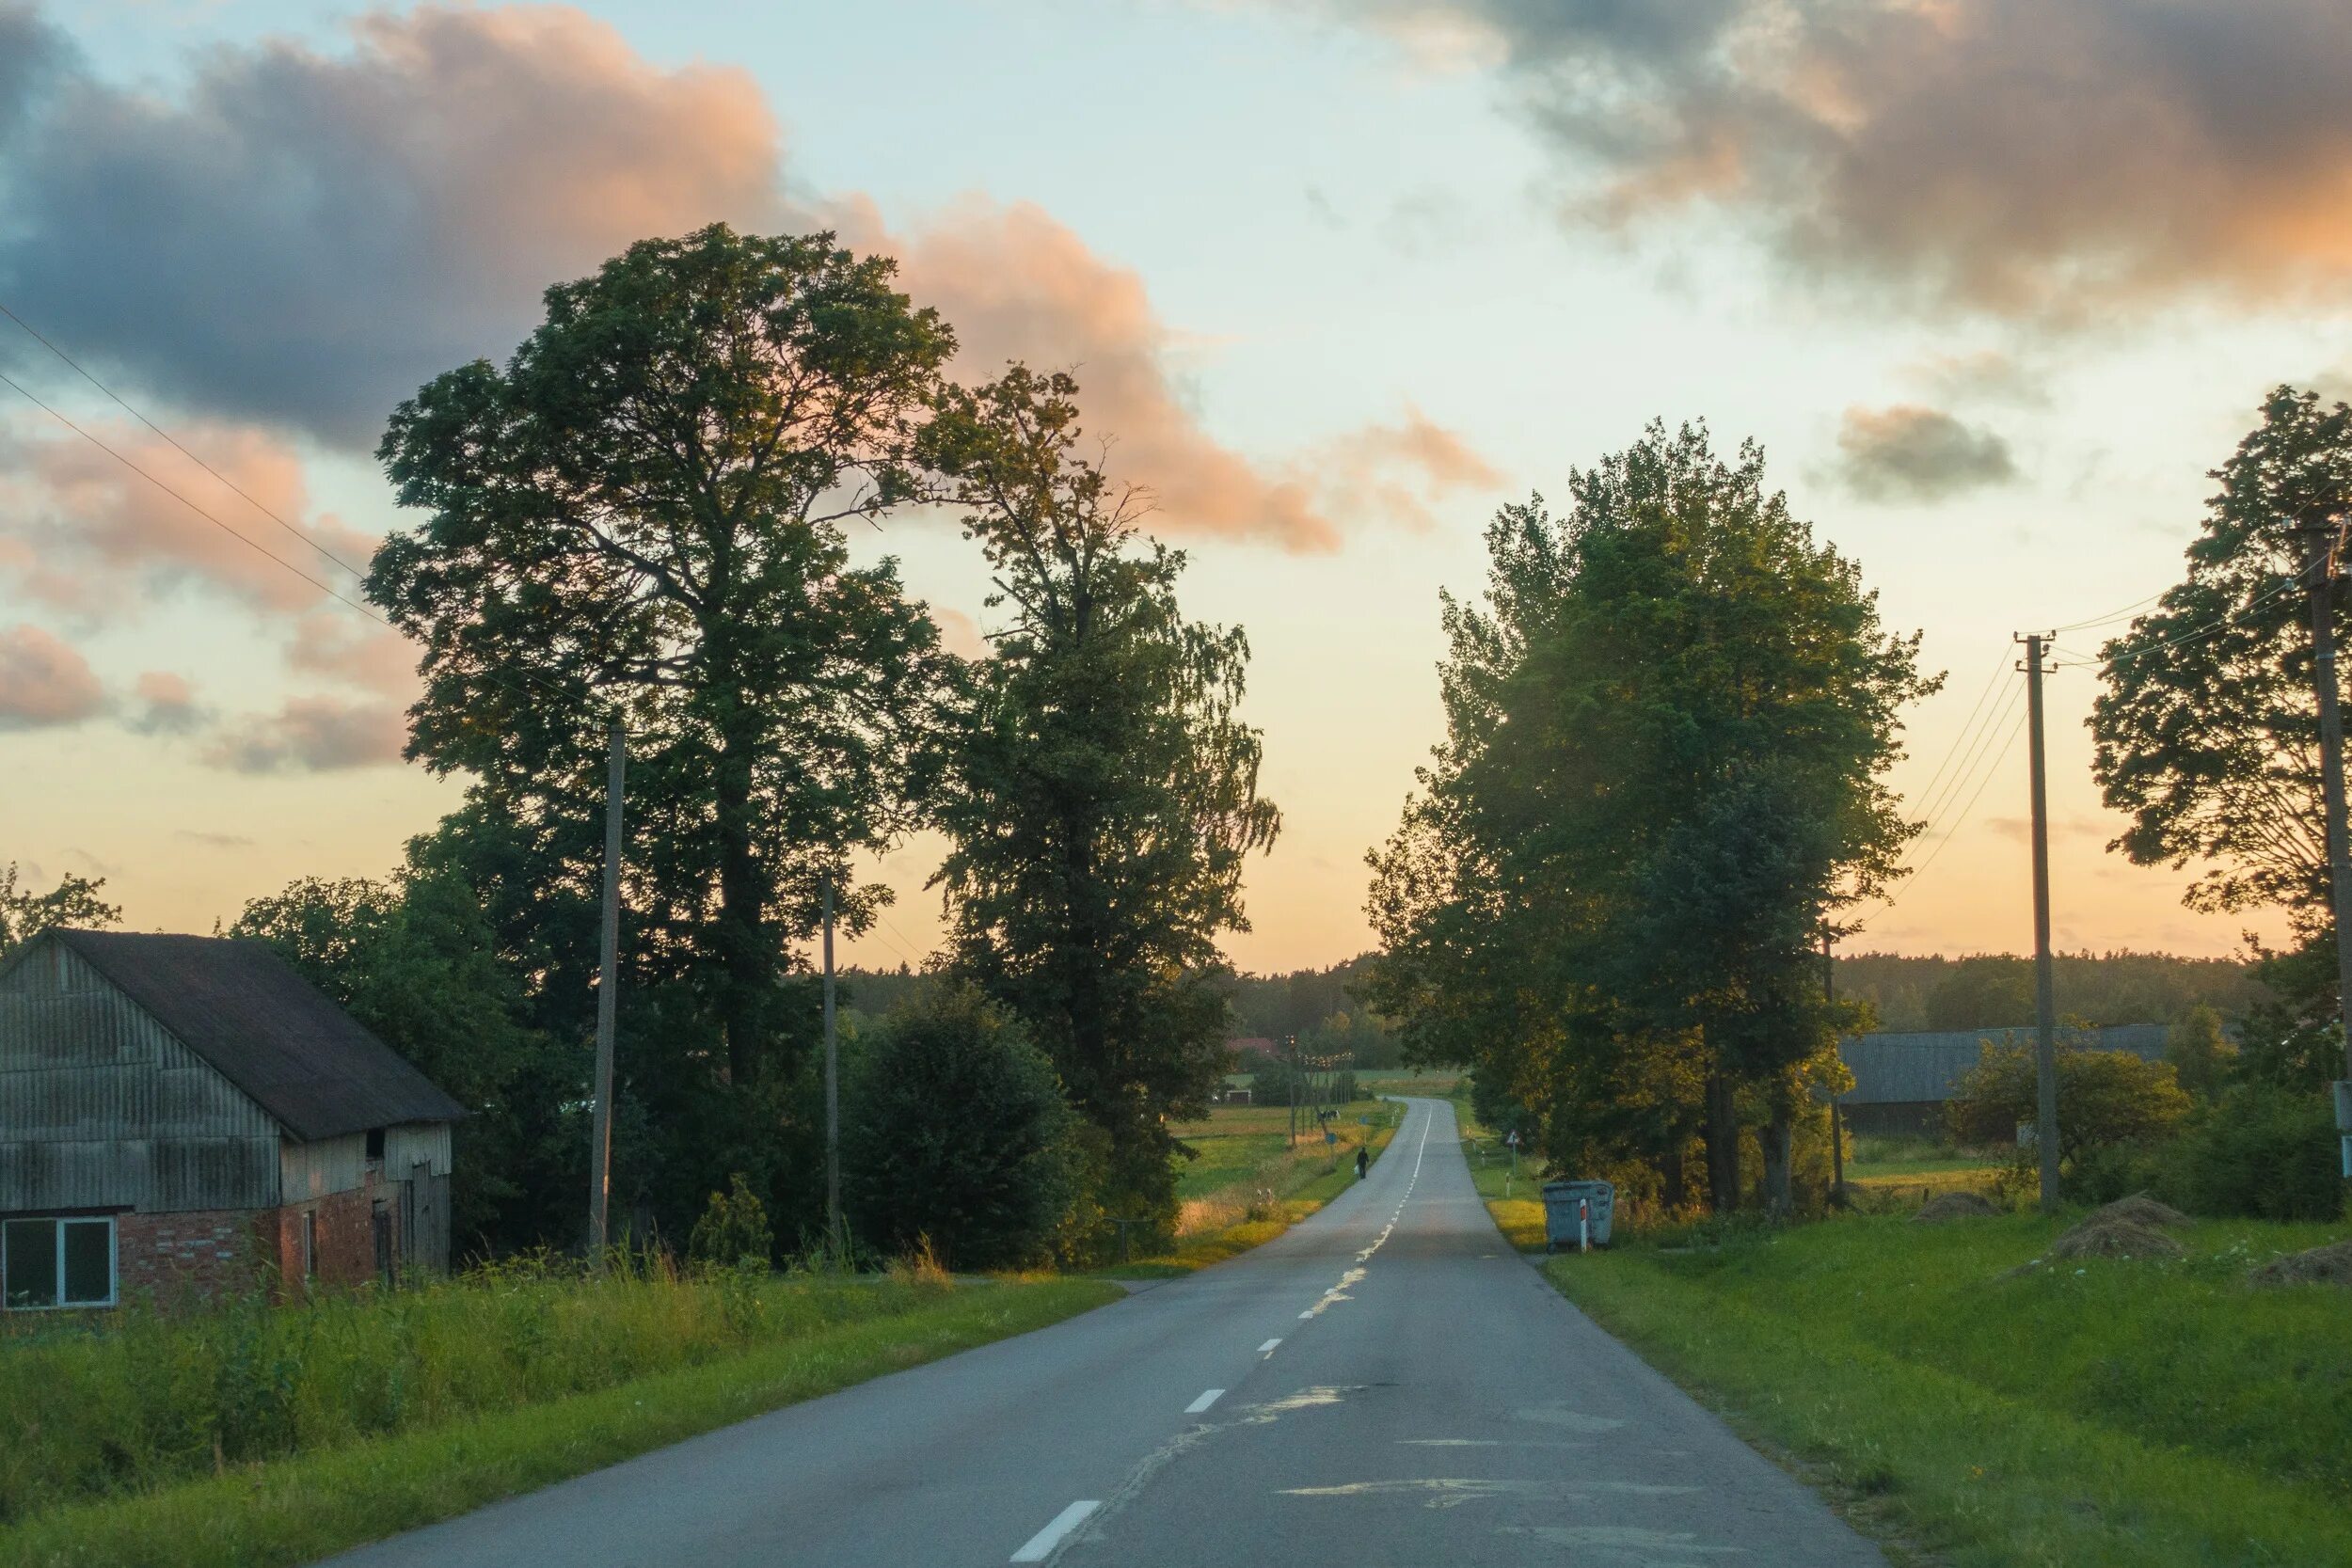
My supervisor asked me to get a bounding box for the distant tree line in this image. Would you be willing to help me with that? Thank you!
[1833,951,2266,1034]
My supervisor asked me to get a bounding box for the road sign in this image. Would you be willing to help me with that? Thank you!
[1325,1131,1337,1146]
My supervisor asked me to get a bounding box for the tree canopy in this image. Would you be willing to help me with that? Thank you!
[922,367,1280,1244]
[1366,421,1928,1213]
[369,224,961,1087]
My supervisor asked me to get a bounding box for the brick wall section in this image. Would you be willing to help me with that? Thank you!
[116,1208,272,1305]
[269,1179,396,1291]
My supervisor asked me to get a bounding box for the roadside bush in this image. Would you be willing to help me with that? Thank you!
[841,987,1084,1271]
[1947,1041,2190,1166]
[2171,1084,2344,1221]
[687,1174,774,1271]
[2164,1004,2235,1101]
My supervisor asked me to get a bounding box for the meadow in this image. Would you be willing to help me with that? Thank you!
[1542,1212,2352,1566]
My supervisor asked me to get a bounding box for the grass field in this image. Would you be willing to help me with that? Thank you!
[1453,1099,1547,1249]
[1540,1212,2352,1566]
[1842,1132,2004,1201]
[0,1266,1114,1568]
[1104,1099,1403,1278]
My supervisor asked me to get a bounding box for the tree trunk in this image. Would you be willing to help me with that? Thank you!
[714,729,764,1085]
[1763,1101,1793,1217]
[1702,1069,1740,1213]
[1661,1142,1688,1214]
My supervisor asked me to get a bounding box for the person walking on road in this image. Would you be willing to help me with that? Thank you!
[1355,1147,1369,1181]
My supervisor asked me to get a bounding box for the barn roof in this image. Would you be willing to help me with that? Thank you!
[37,929,465,1141]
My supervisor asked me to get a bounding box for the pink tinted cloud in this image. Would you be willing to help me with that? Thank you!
[0,420,377,616]
[0,623,104,729]
[201,696,408,773]
[286,610,421,699]
[2,4,785,445]
[127,670,205,736]
[832,197,1500,550]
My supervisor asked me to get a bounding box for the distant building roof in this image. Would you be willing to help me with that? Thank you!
[1227,1037,1278,1057]
[1838,1024,2169,1105]
[37,929,466,1141]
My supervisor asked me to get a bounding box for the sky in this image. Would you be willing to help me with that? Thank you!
[6,0,2349,974]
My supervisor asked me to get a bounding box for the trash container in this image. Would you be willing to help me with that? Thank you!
[1541,1180,1614,1252]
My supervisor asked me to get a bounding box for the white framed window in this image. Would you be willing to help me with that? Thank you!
[2,1215,118,1310]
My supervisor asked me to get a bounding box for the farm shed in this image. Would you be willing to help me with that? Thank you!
[0,929,463,1310]
[1835,1023,2169,1134]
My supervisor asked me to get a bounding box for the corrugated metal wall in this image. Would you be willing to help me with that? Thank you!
[0,944,278,1212]
[1839,1023,2169,1106]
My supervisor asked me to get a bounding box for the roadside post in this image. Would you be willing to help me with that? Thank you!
[1579,1197,1589,1254]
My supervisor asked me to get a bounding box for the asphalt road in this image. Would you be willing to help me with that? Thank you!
[324,1097,1884,1568]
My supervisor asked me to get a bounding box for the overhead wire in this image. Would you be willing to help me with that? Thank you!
[0,299,371,580]
[1878,705,2029,914]
[1901,644,2011,824]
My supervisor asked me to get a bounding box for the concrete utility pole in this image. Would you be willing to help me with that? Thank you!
[588,713,626,1263]
[2294,520,2352,1178]
[822,876,841,1249]
[1823,929,1844,1193]
[2018,633,2062,1212]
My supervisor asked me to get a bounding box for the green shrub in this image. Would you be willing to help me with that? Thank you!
[2069,1139,2172,1207]
[842,986,1083,1271]
[1947,1041,2191,1165]
[686,1174,773,1271]
[2172,1084,2345,1221]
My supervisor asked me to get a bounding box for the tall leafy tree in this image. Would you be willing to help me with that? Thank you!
[369,225,961,1086]
[1368,423,1926,1212]
[922,367,1280,1242]
[2090,386,2352,920]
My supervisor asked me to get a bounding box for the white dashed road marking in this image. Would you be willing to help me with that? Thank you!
[1184,1388,1225,1414]
[1010,1501,1099,1563]
[1257,1338,1281,1355]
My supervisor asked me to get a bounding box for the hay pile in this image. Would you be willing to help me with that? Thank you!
[2083,1193,2190,1230]
[2044,1216,2185,1260]
[2247,1239,2352,1288]
[1913,1191,1998,1223]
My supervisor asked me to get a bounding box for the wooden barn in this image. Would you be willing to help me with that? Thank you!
[0,929,463,1310]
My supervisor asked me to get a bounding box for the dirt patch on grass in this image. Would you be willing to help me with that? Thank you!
[2045,1218,2185,1261]
[1912,1192,1997,1223]
[2084,1193,2190,1231]
[2248,1239,2352,1288]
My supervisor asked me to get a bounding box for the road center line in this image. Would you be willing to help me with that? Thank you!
[1258,1338,1281,1355]
[1184,1387,1225,1414]
[1010,1500,1099,1563]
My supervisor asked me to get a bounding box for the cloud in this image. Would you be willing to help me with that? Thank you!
[1834,404,2017,504]
[0,621,103,728]
[174,829,257,850]
[1295,407,1507,530]
[126,670,205,736]
[202,696,407,773]
[1301,0,2352,318]
[1905,349,2049,409]
[930,606,989,660]
[0,420,377,616]
[0,3,783,448]
[0,6,1491,554]
[838,196,1499,549]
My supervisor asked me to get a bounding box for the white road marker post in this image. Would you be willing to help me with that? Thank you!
[1579,1197,1589,1255]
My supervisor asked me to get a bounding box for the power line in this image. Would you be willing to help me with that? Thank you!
[0,300,370,580]
[0,366,391,624]
[0,364,587,720]
[1868,704,2029,919]
[1911,680,2024,838]
[2049,576,2299,669]
[1903,645,2010,823]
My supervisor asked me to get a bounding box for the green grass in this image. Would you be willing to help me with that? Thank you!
[1454,1101,1547,1250]
[0,1266,1113,1568]
[1102,1101,1403,1279]
[1538,1212,2352,1566]
[1844,1132,2003,1194]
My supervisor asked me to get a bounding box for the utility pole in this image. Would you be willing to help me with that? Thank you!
[2018,632,2062,1212]
[587,713,626,1264]
[822,876,841,1250]
[1286,1035,1299,1148]
[1824,928,1844,1193]
[2294,519,2352,1178]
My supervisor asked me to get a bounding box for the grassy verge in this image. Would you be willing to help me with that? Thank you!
[1453,1096,1546,1249]
[0,1273,1113,1568]
[1537,1212,2352,1566]
[1843,1132,2003,1201]
[1102,1101,1403,1279]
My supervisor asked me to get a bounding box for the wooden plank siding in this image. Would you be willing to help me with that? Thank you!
[0,944,278,1212]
